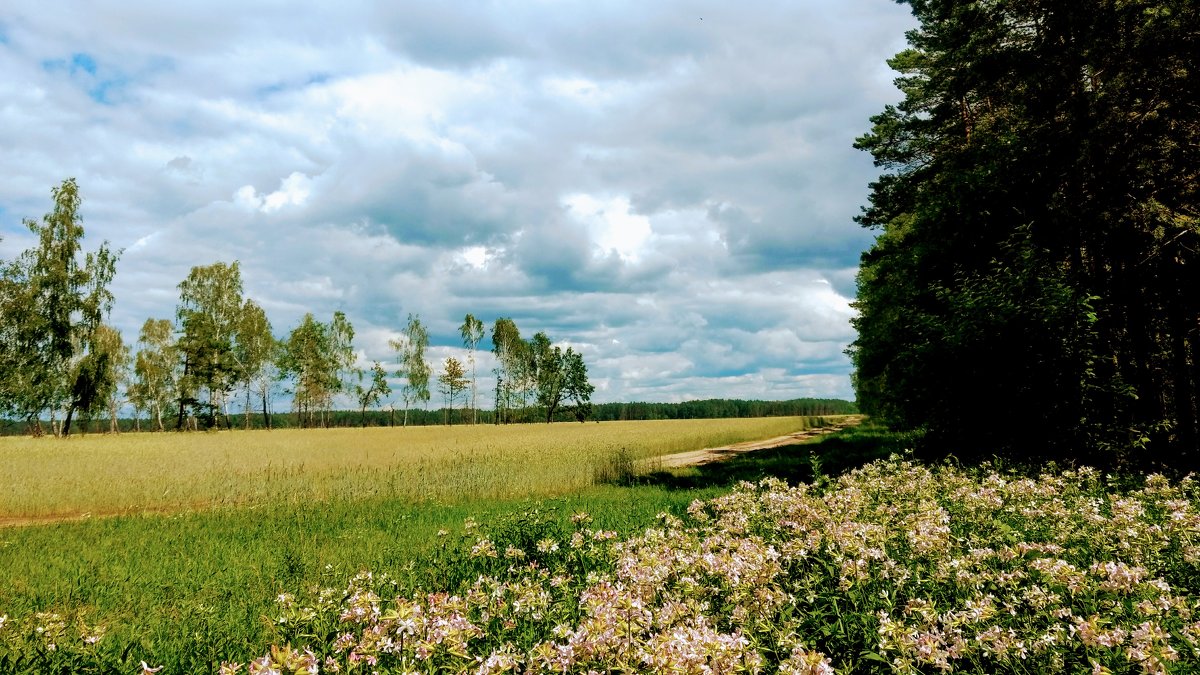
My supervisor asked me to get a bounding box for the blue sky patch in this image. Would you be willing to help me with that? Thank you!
[255,72,332,98]
[87,76,128,105]
[71,52,97,74]
[40,52,128,105]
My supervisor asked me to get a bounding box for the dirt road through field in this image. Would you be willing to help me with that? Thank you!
[651,415,863,470]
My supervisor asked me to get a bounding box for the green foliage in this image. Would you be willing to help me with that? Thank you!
[852,0,1200,469]
[491,317,526,423]
[355,362,391,427]
[590,397,856,421]
[437,356,469,425]
[491,324,596,425]
[391,314,431,426]
[175,261,244,429]
[558,347,595,423]
[0,179,118,436]
[253,461,1200,674]
[539,335,595,424]
[233,299,276,430]
[130,318,178,432]
[460,313,486,423]
[279,311,354,428]
[69,324,129,433]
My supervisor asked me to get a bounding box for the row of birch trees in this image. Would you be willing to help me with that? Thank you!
[1,180,594,434]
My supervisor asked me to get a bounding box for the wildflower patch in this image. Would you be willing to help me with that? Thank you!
[3,457,1199,673]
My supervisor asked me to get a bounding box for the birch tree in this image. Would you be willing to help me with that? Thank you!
[131,318,177,431]
[390,314,430,426]
[0,179,118,436]
[438,357,468,425]
[459,313,485,424]
[280,313,331,428]
[175,261,244,429]
[233,299,276,429]
[355,362,391,427]
[490,317,523,424]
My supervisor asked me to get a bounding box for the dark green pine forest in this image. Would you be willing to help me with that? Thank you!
[851,0,1199,470]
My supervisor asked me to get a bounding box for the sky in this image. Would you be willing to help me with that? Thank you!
[0,1,916,406]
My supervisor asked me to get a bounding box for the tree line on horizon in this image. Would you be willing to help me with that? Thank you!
[0,182,596,436]
[589,397,856,422]
[0,397,857,435]
[852,0,1198,470]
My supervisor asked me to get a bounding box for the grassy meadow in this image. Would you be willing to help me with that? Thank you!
[5,422,1197,674]
[0,416,851,673]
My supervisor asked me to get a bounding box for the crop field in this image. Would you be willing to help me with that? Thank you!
[0,416,825,522]
[0,416,847,673]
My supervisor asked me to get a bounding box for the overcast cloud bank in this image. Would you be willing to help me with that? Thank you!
[0,1,916,404]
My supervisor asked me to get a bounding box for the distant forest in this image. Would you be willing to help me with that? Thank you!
[590,398,855,421]
[0,397,855,435]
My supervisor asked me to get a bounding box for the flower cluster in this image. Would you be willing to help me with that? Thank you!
[4,457,1199,674]
[0,610,108,672]
[230,459,1199,674]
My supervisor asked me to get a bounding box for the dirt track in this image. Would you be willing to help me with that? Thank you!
[0,502,196,529]
[651,415,864,470]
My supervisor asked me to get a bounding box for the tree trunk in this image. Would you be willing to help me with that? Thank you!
[62,405,76,437]
[1170,311,1198,469]
[470,360,477,425]
[176,394,187,430]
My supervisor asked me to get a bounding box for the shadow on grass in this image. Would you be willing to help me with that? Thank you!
[628,424,913,490]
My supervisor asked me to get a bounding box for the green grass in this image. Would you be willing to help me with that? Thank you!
[0,485,730,672]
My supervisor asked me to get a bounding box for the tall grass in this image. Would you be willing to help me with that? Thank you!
[0,485,728,672]
[0,417,822,519]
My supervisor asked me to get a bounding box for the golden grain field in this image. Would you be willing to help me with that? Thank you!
[0,417,827,519]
